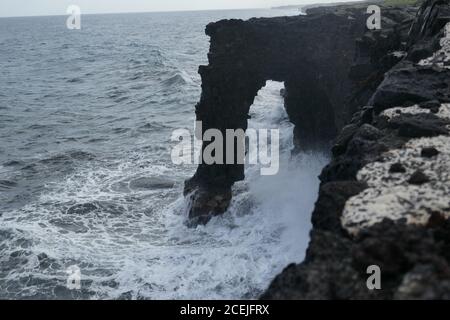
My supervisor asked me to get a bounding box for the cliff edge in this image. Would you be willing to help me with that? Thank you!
[185,1,417,225]
[263,0,450,299]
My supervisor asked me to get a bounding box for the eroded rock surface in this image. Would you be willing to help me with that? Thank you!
[186,2,416,224]
[263,0,450,299]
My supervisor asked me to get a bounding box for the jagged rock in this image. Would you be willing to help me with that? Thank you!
[185,3,415,224]
[369,59,450,112]
[421,146,440,157]
[184,185,232,226]
[311,181,368,233]
[407,0,450,46]
[394,265,450,300]
[419,100,442,113]
[355,124,383,141]
[370,0,450,112]
[261,229,359,300]
[389,162,407,173]
[263,0,450,300]
[408,170,430,185]
[332,124,359,156]
[389,113,449,138]
[263,218,450,300]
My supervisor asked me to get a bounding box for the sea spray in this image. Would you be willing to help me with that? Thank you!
[0,81,328,299]
[0,9,321,298]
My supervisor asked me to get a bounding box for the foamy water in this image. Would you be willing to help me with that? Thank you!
[0,80,327,299]
[0,11,327,299]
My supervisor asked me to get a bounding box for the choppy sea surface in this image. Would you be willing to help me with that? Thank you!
[0,9,328,299]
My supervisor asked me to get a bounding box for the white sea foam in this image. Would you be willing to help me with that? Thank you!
[0,81,327,299]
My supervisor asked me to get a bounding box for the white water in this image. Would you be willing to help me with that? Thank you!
[0,81,328,299]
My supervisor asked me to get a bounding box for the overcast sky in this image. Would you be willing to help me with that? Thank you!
[0,0,346,17]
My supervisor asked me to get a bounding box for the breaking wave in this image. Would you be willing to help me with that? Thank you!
[0,9,322,300]
[0,81,328,299]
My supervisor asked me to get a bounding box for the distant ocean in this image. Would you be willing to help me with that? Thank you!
[0,9,328,299]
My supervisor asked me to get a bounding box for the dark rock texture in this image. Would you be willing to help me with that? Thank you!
[311,181,368,234]
[262,220,450,300]
[389,162,407,173]
[421,146,440,157]
[369,0,450,112]
[185,2,416,223]
[389,112,449,137]
[262,0,450,300]
[408,169,430,185]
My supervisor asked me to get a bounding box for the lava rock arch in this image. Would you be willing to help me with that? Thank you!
[184,5,416,225]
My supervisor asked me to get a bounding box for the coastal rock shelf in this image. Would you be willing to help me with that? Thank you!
[262,0,450,299]
[342,104,450,236]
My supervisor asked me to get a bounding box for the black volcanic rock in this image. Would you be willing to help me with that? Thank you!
[419,100,442,113]
[390,162,407,173]
[421,146,440,157]
[369,60,450,112]
[369,0,450,112]
[408,170,430,185]
[263,219,450,300]
[182,0,450,300]
[262,0,450,300]
[389,113,449,138]
[311,181,368,233]
[185,3,415,223]
[331,124,359,156]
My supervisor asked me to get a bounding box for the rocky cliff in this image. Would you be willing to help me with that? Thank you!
[262,0,450,299]
[185,2,417,224]
[183,0,450,299]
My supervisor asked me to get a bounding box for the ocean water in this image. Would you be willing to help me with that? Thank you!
[0,9,328,299]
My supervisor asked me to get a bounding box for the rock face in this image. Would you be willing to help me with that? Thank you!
[185,2,416,223]
[262,0,450,299]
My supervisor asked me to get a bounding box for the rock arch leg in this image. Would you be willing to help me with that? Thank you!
[184,67,266,225]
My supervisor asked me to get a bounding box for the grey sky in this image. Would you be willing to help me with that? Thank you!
[0,0,344,18]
